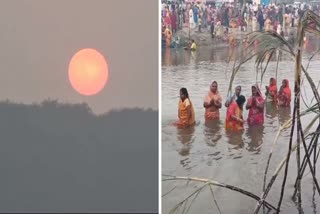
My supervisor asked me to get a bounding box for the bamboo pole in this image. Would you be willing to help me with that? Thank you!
[162,176,277,211]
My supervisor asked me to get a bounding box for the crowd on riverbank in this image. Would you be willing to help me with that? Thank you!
[161,1,320,48]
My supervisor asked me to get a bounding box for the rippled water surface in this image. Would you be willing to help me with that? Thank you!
[162,44,320,214]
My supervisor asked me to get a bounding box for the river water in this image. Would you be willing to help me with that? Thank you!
[162,43,320,214]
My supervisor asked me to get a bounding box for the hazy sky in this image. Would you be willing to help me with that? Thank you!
[0,0,158,114]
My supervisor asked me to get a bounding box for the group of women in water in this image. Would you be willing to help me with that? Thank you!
[173,78,292,131]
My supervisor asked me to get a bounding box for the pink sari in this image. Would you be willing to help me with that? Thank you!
[247,84,265,125]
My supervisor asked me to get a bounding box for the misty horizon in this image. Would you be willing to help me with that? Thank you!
[0,99,158,212]
[0,98,157,115]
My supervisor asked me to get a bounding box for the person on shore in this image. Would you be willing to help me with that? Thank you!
[189,6,195,29]
[171,10,177,34]
[278,79,291,107]
[207,5,212,30]
[265,16,272,31]
[173,88,195,129]
[225,95,246,131]
[193,4,199,27]
[257,8,265,31]
[215,19,223,39]
[210,19,215,38]
[225,85,242,108]
[185,3,190,25]
[273,18,279,32]
[223,27,229,43]
[164,7,171,29]
[198,15,202,32]
[252,16,258,31]
[291,12,295,27]
[246,84,265,125]
[265,77,277,104]
[204,81,222,120]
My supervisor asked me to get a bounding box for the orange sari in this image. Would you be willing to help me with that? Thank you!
[174,98,195,128]
[225,101,244,131]
[204,91,222,120]
[165,27,172,48]
[278,79,291,107]
[229,35,235,47]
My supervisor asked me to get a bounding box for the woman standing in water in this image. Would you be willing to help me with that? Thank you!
[225,95,246,131]
[204,81,222,120]
[265,77,277,104]
[164,26,172,48]
[246,84,265,125]
[278,79,291,107]
[225,85,242,108]
[173,88,195,128]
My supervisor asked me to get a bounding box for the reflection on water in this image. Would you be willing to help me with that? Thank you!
[246,125,264,153]
[162,45,320,214]
[265,102,277,120]
[278,106,292,126]
[176,126,195,157]
[204,120,222,147]
[225,129,244,149]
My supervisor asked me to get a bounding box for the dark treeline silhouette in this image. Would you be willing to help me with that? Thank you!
[0,99,158,212]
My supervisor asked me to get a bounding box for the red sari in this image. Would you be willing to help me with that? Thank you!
[266,78,277,104]
[225,101,244,131]
[171,12,177,32]
[165,12,171,27]
[278,79,291,107]
[273,20,278,32]
[247,85,265,125]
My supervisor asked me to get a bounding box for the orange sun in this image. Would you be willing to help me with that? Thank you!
[68,48,109,96]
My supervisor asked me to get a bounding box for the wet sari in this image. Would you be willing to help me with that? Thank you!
[164,27,172,48]
[225,101,244,131]
[204,90,222,120]
[278,79,291,107]
[266,78,277,103]
[174,98,195,128]
[247,84,265,125]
